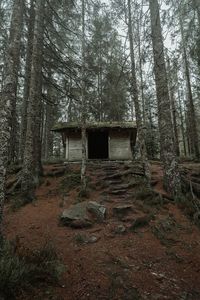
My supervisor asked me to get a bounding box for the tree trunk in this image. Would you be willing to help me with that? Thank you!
[81,0,87,193]
[127,0,151,182]
[44,72,54,160]
[0,0,24,237]
[19,0,35,161]
[167,58,180,157]
[193,0,200,27]
[149,0,181,196]
[179,15,200,159]
[177,85,187,156]
[7,0,24,163]
[137,0,146,126]
[21,0,45,200]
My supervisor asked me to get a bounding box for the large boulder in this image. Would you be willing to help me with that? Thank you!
[87,201,106,222]
[60,201,106,227]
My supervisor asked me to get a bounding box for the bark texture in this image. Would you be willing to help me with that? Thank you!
[81,0,87,192]
[167,58,180,157]
[21,0,45,199]
[0,0,24,235]
[19,0,36,161]
[127,0,151,182]
[7,0,24,162]
[43,72,54,160]
[179,15,200,159]
[149,0,181,196]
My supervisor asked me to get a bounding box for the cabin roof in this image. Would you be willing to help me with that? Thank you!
[52,121,137,132]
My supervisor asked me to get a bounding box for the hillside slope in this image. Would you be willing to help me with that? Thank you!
[4,162,200,300]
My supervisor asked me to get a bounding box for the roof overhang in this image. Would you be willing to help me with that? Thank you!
[52,121,137,133]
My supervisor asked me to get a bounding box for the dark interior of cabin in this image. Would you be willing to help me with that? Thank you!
[88,130,108,159]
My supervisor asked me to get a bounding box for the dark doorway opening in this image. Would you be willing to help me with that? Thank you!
[88,131,108,159]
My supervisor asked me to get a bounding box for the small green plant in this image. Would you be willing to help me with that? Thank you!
[0,239,65,299]
[129,215,151,231]
[10,195,34,212]
[151,216,179,246]
[74,233,87,245]
[60,171,81,192]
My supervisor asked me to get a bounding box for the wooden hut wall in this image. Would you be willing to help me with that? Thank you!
[67,131,86,161]
[65,128,135,161]
[109,130,132,160]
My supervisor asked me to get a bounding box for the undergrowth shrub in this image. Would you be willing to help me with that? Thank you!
[176,194,200,227]
[60,171,81,192]
[135,186,164,207]
[10,196,32,211]
[0,239,65,299]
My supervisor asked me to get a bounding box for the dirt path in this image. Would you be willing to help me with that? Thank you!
[4,162,200,300]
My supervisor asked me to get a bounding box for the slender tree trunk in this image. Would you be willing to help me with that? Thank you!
[81,0,87,193]
[177,86,187,156]
[21,0,45,200]
[7,0,24,163]
[44,72,54,160]
[137,0,146,126]
[179,15,200,159]
[19,0,35,161]
[0,0,24,238]
[149,0,181,196]
[167,58,180,157]
[193,0,200,27]
[127,0,151,181]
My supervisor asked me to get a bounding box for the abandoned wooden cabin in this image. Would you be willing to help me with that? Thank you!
[52,122,137,161]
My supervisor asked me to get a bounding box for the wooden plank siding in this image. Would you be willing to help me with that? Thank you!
[68,132,82,161]
[109,130,132,160]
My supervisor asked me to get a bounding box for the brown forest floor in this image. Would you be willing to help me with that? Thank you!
[3,161,200,300]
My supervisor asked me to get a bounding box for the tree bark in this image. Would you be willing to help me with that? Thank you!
[177,85,187,156]
[179,14,200,159]
[166,58,180,157]
[127,0,151,182]
[81,0,87,193]
[149,0,181,196]
[19,0,36,161]
[7,0,24,163]
[0,0,24,237]
[193,0,200,27]
[44,72,54,160]
[21,0,45,200]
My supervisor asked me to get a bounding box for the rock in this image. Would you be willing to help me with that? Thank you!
[87,201,106,222]
[74,233,100,244]
[114,225,126,234]
[113,205,133,217]
[112,183,131,191]
[60,202,90,226]
[87,235,100,243]
[109,189,126,195]
[70,219,92,229]
[60,201,106,227]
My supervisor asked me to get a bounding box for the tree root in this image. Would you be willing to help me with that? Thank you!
[6,173,22,195]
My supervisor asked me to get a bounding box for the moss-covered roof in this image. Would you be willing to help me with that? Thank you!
[52,121,137,132]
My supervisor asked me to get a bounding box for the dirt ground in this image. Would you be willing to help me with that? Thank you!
[3,162,200,300]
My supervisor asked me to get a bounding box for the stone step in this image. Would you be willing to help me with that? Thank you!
[111,183,132,191]
[109,189,127,195]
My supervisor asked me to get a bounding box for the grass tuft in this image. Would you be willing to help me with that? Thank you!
[0,239,65,299]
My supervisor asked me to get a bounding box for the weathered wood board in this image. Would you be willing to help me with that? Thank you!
[68,132,82,161]
[109,130,132,160]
